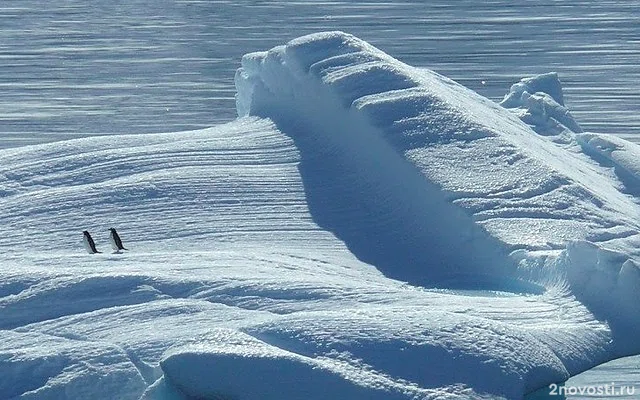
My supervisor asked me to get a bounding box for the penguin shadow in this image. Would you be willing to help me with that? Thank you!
[82,228,129,255]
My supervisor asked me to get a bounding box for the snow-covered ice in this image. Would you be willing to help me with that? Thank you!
[1,32,639,400]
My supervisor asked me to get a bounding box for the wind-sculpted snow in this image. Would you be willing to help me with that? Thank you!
[500,72,583,136]
[236,31,640,308]
[1,32,640,400]
[577,132,640,194]
[156,329,439,400]
[0,118,319,252]
[0,119,600,400]
[232,31,639,394]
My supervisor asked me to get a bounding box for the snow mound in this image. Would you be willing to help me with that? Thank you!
[577,132,640,194]
[235,31,640,322]
[3,31,640,400]
[0,114,607,399]
[156,329,436,400]
[0,330,146,399]
[500,73,583,137]
[245,308,570,398]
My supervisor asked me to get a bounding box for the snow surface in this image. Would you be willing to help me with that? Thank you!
[1,31,640,400]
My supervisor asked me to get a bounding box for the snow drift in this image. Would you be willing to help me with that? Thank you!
[1,31,640,400]
[236,31,640,332]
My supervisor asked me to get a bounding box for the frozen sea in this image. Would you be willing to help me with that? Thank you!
[1,1,639,399]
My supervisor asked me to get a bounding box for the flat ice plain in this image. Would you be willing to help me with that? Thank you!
[1,30,640,399]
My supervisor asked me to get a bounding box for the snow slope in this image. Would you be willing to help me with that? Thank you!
[236,31,640,332]
[1,32,639,400]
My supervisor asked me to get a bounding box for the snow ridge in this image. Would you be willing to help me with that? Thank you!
[237,33,516,287]
[2,31,640,400]
[235,27,640,364]
[236,31,640,302]
[0,116,600,399]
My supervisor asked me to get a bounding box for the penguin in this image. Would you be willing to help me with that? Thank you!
[82,231,101,254]
[108,228,128,252]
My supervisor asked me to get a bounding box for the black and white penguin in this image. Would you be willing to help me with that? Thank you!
[82,230,101,254]
[108,228,128,252]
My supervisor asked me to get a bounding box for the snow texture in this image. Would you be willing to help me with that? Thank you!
[500,73,583,137]
[1,31,639,400]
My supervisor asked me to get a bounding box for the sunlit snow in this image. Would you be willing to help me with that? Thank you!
[1,32,639,400]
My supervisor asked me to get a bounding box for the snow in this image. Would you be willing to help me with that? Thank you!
[1,31,640,400]
[0,330,146,399]
[500,73,583,136]
[155,329,438,400]
[577,132,640,194]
